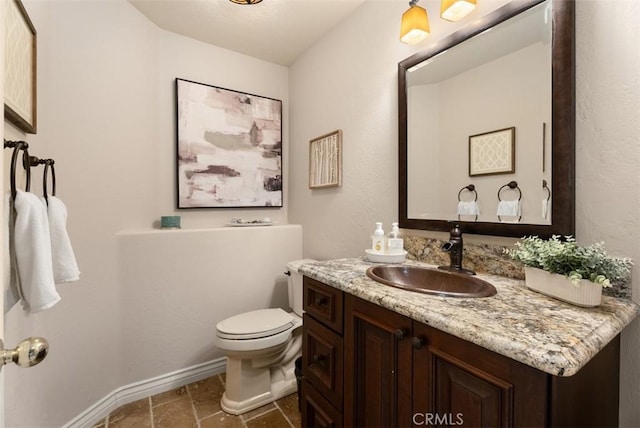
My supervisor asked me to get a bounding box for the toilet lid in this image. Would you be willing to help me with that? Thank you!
[216,308,295,340]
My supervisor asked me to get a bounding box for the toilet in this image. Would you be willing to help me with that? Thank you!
[215,259,314,415]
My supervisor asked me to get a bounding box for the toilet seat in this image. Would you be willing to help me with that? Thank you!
[217,308,295,340]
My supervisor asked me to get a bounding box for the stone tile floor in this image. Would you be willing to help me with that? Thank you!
[92,373,301,428]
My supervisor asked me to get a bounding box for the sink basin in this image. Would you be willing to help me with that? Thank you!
[365,265,497,298]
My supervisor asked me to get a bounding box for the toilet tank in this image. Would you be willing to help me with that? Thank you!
[286,259,316,316]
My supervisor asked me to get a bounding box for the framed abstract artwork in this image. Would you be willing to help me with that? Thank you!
[175,78,283,208]
[4,0,37,134]
[468,127,515,177]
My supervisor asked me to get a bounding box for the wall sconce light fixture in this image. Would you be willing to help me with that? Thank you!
[229,0,263,4]
[440,0,477,21]
[400,0,430,45]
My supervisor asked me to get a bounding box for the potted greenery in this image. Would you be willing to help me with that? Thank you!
[507,235,632,307]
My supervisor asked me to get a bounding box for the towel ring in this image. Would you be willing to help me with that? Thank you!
[457,184,477,202]
[457,184,478,221]
[497,180,521,201]
[4,140,32,200]
[29,156,56,204]
[543,179,551,202]
[497,180,521,222]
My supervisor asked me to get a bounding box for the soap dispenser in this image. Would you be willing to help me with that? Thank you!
[371,222,385,254]
[387,222,404,255]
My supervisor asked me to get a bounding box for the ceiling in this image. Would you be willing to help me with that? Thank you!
[129,0,367,66]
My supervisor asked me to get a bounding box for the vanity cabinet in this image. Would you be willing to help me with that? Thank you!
[301,277,621,428]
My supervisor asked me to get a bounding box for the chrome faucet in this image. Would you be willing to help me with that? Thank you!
[438,224,476,275]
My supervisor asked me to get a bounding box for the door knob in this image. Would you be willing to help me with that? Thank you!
[0,337,49,369]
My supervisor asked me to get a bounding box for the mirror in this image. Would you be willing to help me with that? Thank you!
[398,0,574,238]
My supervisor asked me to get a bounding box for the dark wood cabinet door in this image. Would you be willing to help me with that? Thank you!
[431,351,513,427]
[412,322,547,428]
[301,380,343,428]
[344,294,413,428]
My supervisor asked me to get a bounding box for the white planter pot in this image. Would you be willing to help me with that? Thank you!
[524,266,603,307]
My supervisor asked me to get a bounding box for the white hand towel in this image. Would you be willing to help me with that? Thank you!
[497,200,521,217]
[542,199,551,219]
[43,196,80,283]
[13,190,61,312]
[457,201,480,216]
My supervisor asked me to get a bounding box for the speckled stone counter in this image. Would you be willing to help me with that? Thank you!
[298,258,639,377]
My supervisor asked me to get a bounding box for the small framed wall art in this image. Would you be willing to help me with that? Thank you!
[468,127,515,177]
[4,0,37,134]
[309,130,342,189]
[175,78,283,208]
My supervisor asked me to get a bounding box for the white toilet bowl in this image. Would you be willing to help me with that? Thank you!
[214,259,314,415]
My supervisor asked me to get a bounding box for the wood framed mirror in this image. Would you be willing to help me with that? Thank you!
[398,0,574,238]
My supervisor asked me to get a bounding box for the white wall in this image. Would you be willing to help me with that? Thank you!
[290,0,640,424]
[117,225,302,384]
[575,1,640,425]
[3,1,292,426]
[408,42,551,222]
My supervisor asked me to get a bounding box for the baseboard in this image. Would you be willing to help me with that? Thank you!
[62,358,226,428]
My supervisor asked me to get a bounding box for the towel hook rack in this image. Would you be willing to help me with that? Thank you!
[29,156,56,204]
[4,140,32,200]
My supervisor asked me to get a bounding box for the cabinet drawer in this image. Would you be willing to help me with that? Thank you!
[304,277,344,333]
[301,380,343,428]
[303,313,344,411]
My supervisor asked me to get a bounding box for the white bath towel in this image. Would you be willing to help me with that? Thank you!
[497,200,521,217]
[43,196,80,283]
[457,201,480,216]
[13,190,61,312]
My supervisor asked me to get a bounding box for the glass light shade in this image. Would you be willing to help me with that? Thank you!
[400,5,430,45]
[229,0,263,4]
[440,0,476,21]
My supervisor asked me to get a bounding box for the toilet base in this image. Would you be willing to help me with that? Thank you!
[220,374,297,415]
[219,327,302,415]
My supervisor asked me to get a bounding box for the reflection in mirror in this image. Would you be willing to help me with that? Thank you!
[399,0,575,238]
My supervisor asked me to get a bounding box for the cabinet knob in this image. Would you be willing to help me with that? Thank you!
[314,296,328,307]
[412,337,425,350]
[312,354,325,366]
[393,329,407,340]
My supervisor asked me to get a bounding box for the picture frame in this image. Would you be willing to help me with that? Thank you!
[309,130,342,189]
[4,0,37,134]
[468,127,515,177]
[175,78,283,208]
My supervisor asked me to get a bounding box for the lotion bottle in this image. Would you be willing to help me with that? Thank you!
[371,222,385,254]
[387,222,404,255]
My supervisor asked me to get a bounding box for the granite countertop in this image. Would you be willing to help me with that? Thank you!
[299,258,640,377]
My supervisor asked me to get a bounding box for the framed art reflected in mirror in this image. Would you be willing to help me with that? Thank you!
[468,127,515,177]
